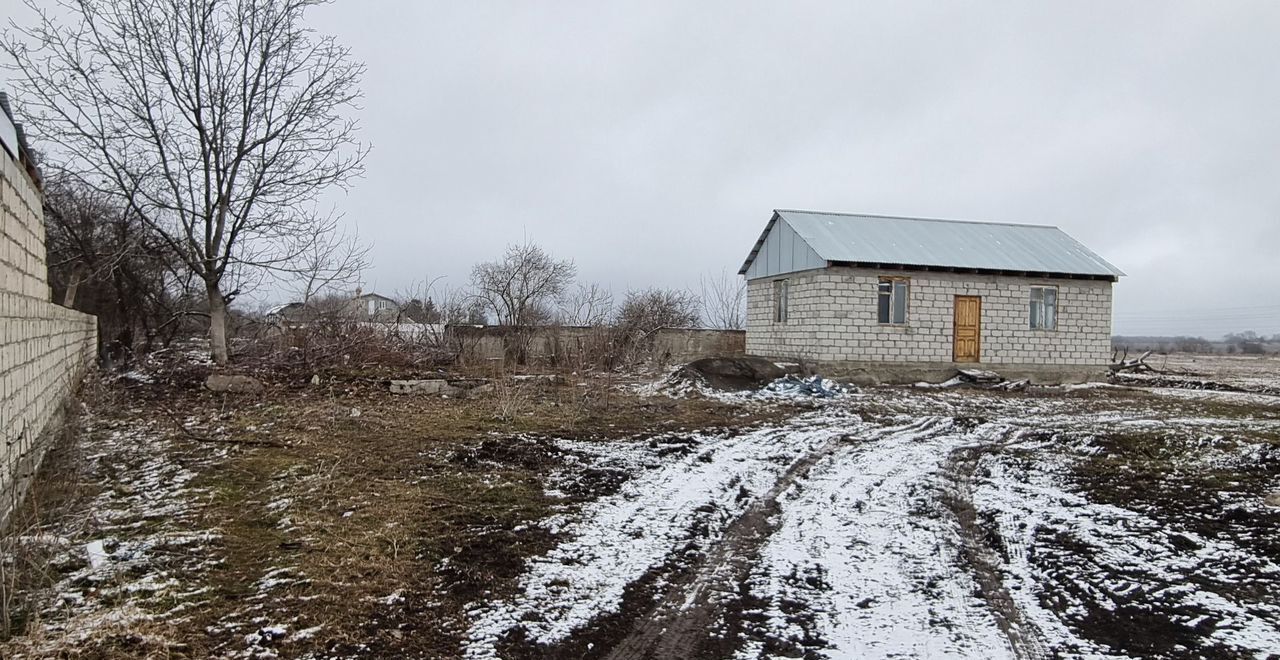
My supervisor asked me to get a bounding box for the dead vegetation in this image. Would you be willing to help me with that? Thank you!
[0,344,790,659]
[1110,348,1166,374]
[1108,351,1280,397]
[0,402,88,641]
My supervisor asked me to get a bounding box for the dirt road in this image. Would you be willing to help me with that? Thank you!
[464,391,1280,660]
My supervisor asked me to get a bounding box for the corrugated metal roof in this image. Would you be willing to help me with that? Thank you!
[740,210,1124,278]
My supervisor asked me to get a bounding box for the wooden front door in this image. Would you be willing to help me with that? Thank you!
[953,296,981,362]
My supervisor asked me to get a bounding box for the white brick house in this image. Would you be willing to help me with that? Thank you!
[739,210,1123,383]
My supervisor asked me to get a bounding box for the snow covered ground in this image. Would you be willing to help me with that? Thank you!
[462,387,1280,659]
[974,431,1280,657]
[1,412,228,657]
[464,408,868,658]
[736,418,1018,660]
[8,351,1279,659]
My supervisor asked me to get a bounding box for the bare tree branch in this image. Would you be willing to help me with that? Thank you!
[615,288,701,336]
[699,269,746,330]
[3,0,368,364]
[470,241,575,326]
[558,282,613,327]
[286,219,369,304]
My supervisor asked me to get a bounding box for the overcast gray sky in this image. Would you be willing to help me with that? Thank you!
[7,0,1280,338]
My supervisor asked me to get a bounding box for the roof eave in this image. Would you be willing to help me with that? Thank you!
[826,259,1121,282]
[737,211,783,276]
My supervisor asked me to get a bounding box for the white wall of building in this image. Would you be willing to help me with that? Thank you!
[745,266,1113,366]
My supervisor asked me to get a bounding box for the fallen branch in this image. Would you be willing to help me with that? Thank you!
[1109,350,1156,373]
[160,406,286,448]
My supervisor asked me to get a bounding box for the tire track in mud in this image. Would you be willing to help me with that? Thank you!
[464,413,867,659]
[970,430,1280,657]
[593,417,956,660]
[942,430,1047,660]
[600,435,845,660]
[735,417,1025,659]
[469,414,1015,660]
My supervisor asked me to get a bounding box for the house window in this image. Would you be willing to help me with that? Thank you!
[878,277,908,324]
[1030,286,1058,330]
[773,279,789,323]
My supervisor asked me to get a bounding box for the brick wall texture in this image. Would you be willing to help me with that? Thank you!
[1,147,97,519]
[746,266,1113,366]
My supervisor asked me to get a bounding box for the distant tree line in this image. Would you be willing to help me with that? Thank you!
[1113,332,1280,356]
[400,240,742,334]
[1222,331,1280,355]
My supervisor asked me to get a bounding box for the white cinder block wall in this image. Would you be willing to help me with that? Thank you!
[0,146,97,521]
[746,266,1113,366]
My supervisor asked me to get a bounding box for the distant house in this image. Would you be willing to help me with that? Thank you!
[738,210,1123,383]
[266,291,403,325]
[350,291,400,321]
[265,302,307,324]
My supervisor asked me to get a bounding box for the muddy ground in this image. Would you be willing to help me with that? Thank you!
[2,352,1279,659]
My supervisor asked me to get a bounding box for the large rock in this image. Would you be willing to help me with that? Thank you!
[205,374,265,394]
[673,356,792,391]
[1265,492,1280,508]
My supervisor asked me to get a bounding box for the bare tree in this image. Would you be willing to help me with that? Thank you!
[3,0,368,364]
[395,277,444,324]
[43,173,199,362]
[699,270,746,330]
[559,282,614,326]
[290,224,370,304]
[398,277,484,325]
[398,298,441,324]
[450,294,488,326]
[471,241,575,326]
[43,174,147,309]
[615,288,702,336]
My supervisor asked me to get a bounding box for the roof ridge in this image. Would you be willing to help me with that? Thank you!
[774,208,1060,230]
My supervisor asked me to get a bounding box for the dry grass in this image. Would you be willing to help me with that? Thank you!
[1,398,93,642]
[0,363,788,659]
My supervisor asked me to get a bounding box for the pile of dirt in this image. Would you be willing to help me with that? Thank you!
[670,357,795,391]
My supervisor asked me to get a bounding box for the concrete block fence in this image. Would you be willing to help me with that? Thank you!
[0,147,97,525]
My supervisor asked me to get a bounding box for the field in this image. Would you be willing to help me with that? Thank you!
[2,352,1279,659]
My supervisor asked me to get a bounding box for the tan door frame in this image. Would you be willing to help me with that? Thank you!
[953,295,981,363]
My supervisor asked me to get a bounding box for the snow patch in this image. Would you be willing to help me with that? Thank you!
[738,419,1016,659]
[463,410,866,657]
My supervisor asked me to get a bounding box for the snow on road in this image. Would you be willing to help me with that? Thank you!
[462,389,1280,659]
[464,411,1034,659]
[974,432,1280,658]
[463,409,869,658]
[737,418,1016,660]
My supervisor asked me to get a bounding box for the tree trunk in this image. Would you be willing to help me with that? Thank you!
[62,263,86,307]
[207,282,230,365]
